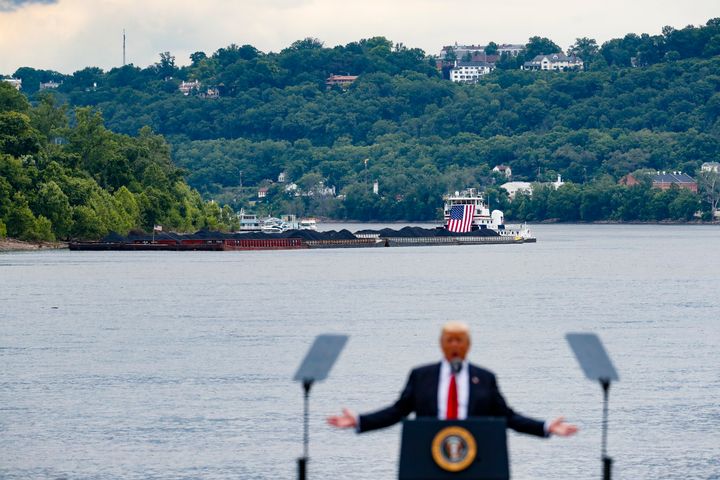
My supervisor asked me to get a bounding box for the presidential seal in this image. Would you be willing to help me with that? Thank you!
[431,426,477,472]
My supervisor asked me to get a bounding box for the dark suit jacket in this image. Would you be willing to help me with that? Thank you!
[358,362,546,437]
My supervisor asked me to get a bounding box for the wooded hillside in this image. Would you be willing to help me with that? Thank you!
[5,20,720,222]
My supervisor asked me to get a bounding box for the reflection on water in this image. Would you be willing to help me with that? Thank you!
[1,224,719,479]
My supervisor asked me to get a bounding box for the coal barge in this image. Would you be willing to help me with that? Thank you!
[68,225,533,252]
[70,189,536,251]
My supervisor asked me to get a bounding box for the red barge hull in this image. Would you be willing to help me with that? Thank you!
[69,237,378,251]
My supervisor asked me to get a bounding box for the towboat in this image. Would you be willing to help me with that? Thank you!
[443,188,535,241]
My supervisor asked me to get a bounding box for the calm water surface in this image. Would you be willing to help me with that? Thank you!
[1,224,719,479]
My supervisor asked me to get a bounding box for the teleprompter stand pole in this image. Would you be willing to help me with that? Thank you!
[292,334,348,480]
[566,333,619,480]
[297,379,313,480]
[601,379,612,480]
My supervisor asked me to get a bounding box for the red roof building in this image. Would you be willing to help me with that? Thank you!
[651,172,697,192]
[325,75,358,88]
[619,172,697,192]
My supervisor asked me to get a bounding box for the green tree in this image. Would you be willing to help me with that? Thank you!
[68,108,131,190]
[0,175,12,220]
[30,92,68,140]
[547,183,581,220]
[202,201,223,230]
[0,111,41,157]
[0,82,30,113]
[189,51,207,66]
[33,181,73,238]
[524,36,562,60]
[568,37,599,69]
[0,154,33,192]
[698,171,720,214]
[221,204,239,230]
[113,186,141,234]
[28,215,55,241]
[668,188,700,220]
[71,205,105,239]
[444,49,457,62]
[5,193,37,239]
[154,51,177,79]
[289,37,325,50]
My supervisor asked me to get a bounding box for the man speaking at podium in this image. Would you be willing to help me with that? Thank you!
[328,321,577,438]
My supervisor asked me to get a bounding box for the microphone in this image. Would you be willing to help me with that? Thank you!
[450,358,463,374]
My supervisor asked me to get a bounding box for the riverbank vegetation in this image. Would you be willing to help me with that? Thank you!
[0,83,237,241]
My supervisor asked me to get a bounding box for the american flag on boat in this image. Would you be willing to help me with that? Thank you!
[447,205,474,233]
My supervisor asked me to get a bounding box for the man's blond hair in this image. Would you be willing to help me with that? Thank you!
[441,321,471,338]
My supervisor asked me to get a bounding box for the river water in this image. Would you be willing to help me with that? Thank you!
[1,224,719,479]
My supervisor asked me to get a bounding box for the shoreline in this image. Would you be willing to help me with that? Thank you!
[0,239,69,252]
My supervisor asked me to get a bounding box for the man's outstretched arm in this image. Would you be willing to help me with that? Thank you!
[490,374,578,437]
[327,369,418,433]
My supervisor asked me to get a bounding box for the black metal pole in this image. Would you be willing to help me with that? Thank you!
[298,379,313,480]
[303,379,312,458]
[298,458,307,480]
[601,379,612,480]
[603,457,612,480]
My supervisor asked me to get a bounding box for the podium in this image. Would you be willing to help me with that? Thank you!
[399,418,509,480]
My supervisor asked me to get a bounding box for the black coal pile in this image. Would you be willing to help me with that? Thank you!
[102,229,361,242]
[281,229,357,241]
[225,229,357,240]
[101,231,186,242]
[101,226,499,243]
[355,226,499,237]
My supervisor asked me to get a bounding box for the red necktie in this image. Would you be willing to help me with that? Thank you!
[447,374,458,420]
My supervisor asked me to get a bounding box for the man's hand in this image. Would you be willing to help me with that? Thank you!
[327,408,357,429]
[548,416,578,436]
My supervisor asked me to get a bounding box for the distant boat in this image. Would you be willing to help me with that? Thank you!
[238,212,317,232]
[443,188,535,241]
[298,218,318,231]
[238,211,262,231]
[260,217,292,233]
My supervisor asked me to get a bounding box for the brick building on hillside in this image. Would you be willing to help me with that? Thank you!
[619,172,698,192]
[325,75,358,89]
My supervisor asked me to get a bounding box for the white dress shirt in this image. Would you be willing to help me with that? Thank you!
[437,358,469,420]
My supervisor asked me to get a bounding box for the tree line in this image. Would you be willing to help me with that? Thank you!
[0,83,237,242]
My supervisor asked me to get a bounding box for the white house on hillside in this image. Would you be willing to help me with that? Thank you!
[502,175,565,199]
[449,61,493,83]
[2,77,22,90]
[178,80,201,95]
[440,43,524,60]
[497,44,524,56]
[39,81,60,90]
[522,53,583,71]
[501,181,533,199]
[493,165,512,178]
[701,162,720,173]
